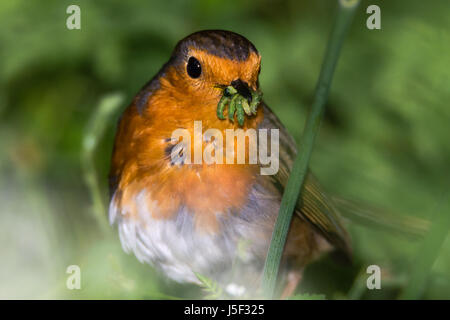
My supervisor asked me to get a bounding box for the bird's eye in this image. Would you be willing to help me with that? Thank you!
[187,57,202,78]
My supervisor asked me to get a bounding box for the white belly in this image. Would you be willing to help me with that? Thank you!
[109,189,274,287]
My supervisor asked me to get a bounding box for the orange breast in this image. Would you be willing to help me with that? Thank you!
[109,75,264,233]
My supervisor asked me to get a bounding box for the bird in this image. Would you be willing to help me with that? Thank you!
[108,30,351,298]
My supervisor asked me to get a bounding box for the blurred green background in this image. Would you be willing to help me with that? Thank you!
[0,0,449,299]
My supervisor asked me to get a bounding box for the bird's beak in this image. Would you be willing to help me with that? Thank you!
[230,79,252,103]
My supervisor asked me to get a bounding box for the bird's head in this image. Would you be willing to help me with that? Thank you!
[144,30,263,128]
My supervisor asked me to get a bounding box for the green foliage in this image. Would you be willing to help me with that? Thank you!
[0,0,449,299]
[195,273,224,300]
[400,196,450,299]
[82,93,124,232]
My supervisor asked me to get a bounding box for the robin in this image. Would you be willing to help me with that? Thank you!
[108,30,351,298]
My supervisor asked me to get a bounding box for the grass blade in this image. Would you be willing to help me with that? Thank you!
[261,0,360,298]
[399,192,450,299]
[82,93,124,232]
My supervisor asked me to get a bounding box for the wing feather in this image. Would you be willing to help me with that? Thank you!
[259,103,352,258]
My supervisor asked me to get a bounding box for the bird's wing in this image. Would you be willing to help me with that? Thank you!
[258,102,352,258]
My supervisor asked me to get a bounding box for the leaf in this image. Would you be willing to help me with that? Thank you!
[194,272,223,300]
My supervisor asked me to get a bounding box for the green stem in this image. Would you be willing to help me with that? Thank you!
[82,93,124,233]
[261,0,360,298]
